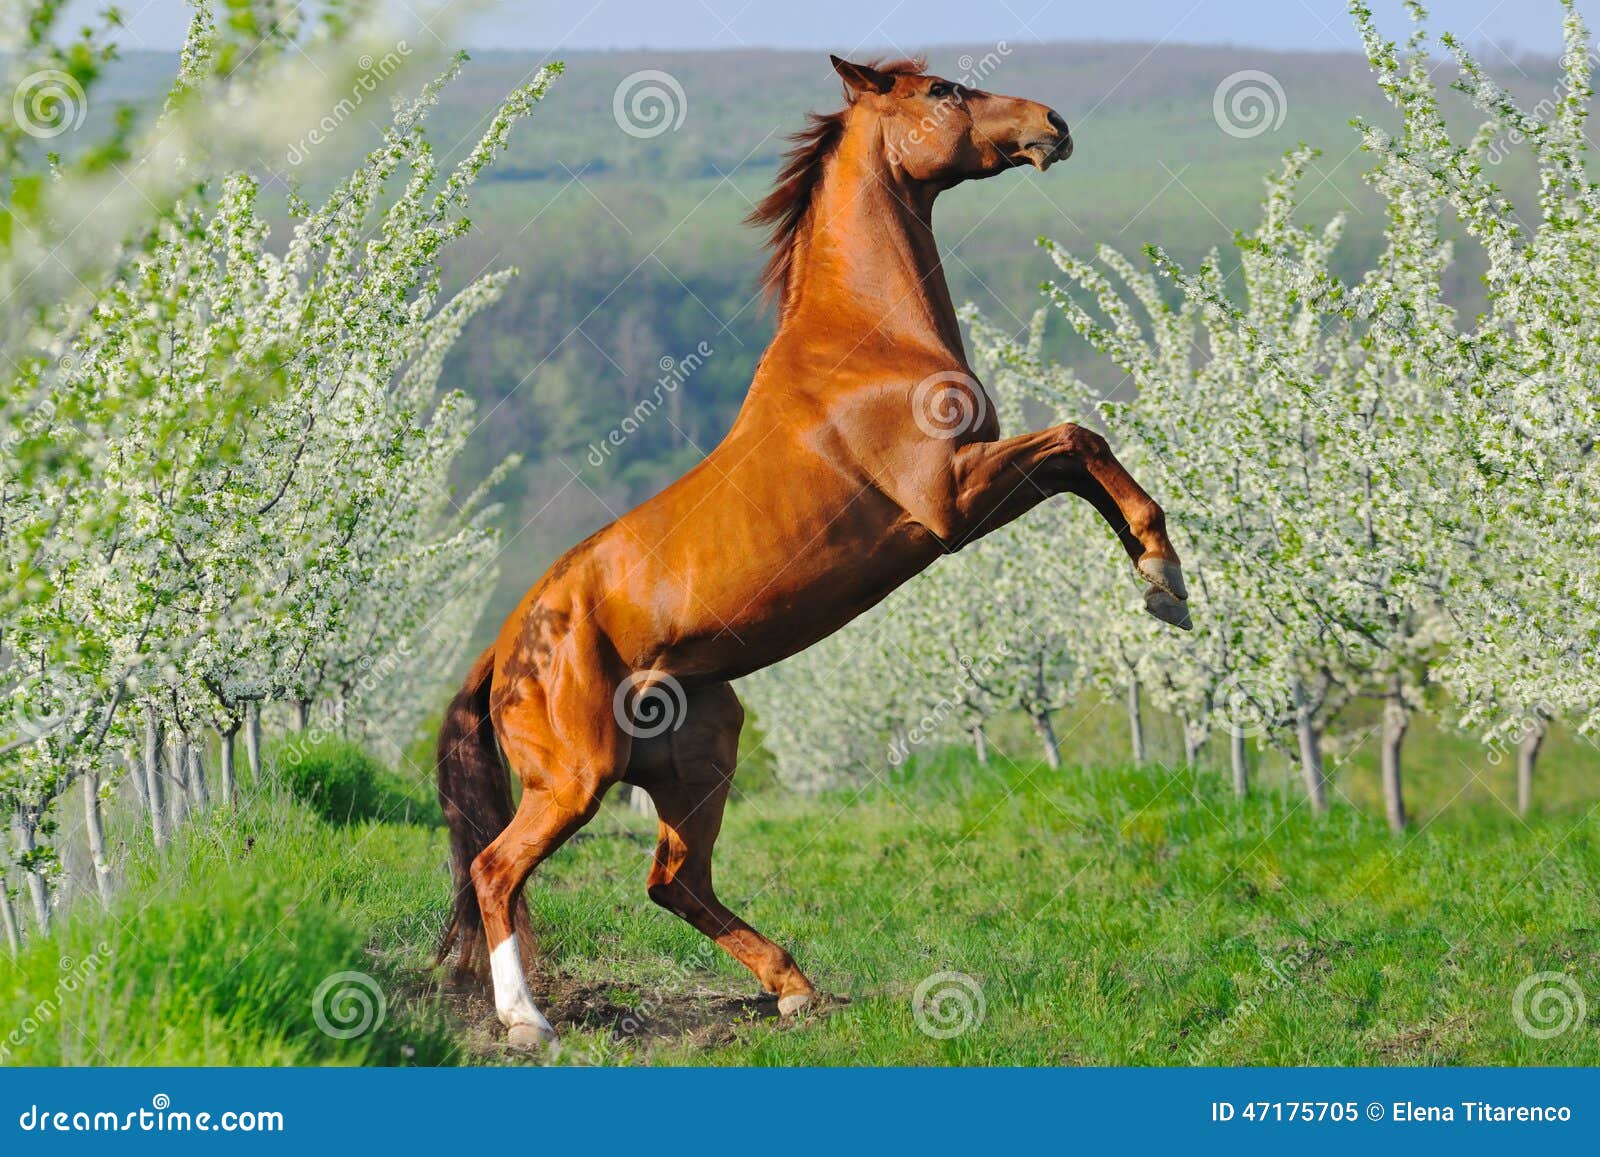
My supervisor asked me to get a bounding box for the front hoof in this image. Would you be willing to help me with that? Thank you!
[507,1022,557,1050]
[1145,587,1193,631]
[778,992,815,1018]
[1137,556,1188,601]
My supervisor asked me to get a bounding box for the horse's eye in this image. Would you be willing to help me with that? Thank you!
[928,82,957,100]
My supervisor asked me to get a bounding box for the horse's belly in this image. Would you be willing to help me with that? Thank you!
[656,520,942,681]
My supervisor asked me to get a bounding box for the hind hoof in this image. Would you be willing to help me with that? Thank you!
[507,1022,557,1049]
[1138,556,1188,600]
[778,993,815,1018]
[1145,587,1193,631]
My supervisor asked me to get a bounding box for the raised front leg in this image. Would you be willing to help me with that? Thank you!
[941,422,1191,629]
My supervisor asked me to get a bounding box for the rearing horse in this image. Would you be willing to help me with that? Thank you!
[438,55,1190,1047]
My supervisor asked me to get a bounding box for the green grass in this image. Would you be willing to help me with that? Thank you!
[271,737,435,826]
[4,730,1596,1066]
[0,788,457,1066]
[533,748,1600,1066]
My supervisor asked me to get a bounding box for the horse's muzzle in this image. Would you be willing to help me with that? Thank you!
[1045,110,1073,162]
[1021,112,1073,171]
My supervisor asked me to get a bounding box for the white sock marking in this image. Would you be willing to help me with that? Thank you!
[490,934,553,1031]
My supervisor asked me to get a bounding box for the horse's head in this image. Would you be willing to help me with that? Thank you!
[830,55,1072,186]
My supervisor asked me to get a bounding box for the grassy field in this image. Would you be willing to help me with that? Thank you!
[5,713,1597,1067]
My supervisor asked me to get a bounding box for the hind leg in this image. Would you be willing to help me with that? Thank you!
[475,654,632,1045]
[633,685,818,1012]
[472,787,602,1045]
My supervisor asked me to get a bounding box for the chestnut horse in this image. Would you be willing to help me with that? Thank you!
[438,55,1190,1046]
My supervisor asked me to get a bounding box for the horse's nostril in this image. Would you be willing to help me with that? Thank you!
[1046,110,1070,138]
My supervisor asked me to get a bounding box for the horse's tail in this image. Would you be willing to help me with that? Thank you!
[436,646,521,978]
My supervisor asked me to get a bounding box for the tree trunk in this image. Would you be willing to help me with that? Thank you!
[1517,715,1547,818]
[295,699,311,731]
[167,738,189,829]
[1230,729,1249,798]
[1293,680,1328,814]
[144,715,168,847]
[219,727,239,806]
[971,724,989,765]
[126,744,150,814]
[14,816,50,935]
[1127,678,1146,764]
[1030,709,1062,770]
[244,700,263,784]
[82,770,114,906]
[621,784,655,817]
[187,743,211,812]
[1380,675,1409,833]
[0,885,20,954]
[1181,715,1200,767]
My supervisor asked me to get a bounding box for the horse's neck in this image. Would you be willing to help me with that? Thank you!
[780,141,966,361]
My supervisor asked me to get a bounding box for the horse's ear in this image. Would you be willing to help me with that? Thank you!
[830,55,895,98]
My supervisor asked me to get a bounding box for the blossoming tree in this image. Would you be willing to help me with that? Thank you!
[0,3,563,940]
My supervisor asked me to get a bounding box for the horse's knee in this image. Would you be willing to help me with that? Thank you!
[469,851,520,938]
[1057,421,1110,461]
[470,845,515,902]
[646,877,674,910]
[549,773,613,822]
[647,875,700,918]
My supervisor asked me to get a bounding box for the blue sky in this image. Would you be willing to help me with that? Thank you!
[66,0,1600,54]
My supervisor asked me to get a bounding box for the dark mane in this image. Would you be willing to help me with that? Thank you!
[745,57,926,310]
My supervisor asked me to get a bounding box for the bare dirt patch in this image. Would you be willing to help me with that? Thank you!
[422,968,791,1063]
